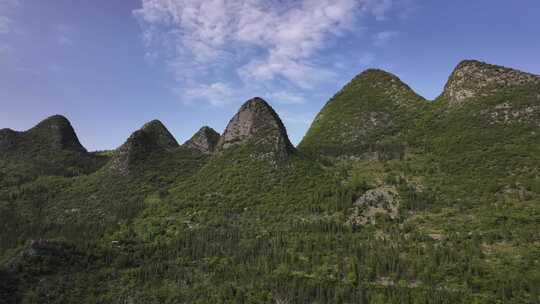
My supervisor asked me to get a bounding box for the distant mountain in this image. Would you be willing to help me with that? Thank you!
[108,120,179,175]
[299,69,425,159]
[0,115,86,153]
[442,59,540,106]
[0,115,107,187]
[184,126,220,154]
[217,97,295,159]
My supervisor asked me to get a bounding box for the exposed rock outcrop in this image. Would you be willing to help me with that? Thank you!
[348,186,400,226]
[109,120,179,175]
[217,97,294,157]
[480,102,540,126]
[184,126,220,154]
[442,60,540,106]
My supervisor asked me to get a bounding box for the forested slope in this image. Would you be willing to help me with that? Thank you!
[1,60,539,304]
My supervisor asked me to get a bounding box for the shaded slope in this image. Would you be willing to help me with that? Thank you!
[0,115,108,187]
[108,120,179,175]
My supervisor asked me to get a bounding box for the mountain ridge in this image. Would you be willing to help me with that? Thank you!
[2,59,540,303]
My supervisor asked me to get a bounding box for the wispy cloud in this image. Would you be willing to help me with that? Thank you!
[0,16,10,34]
[270,91,307,105]
[279,110,317,125]
[134,0,414,106]
[0,43,13,57]
[0,0,19,35]
[55,24,74,46]
[373,30,399,46]
[179,82,240,107]
[362,0,393,21]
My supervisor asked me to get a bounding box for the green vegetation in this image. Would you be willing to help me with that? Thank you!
[1,60,539,303]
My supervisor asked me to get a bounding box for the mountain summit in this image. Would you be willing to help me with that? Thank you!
[299,68,424,158]
[184,126,220,154]
[442,60,540,106]
[139,120,179,149]
[19,115,86,152]
[337,69,424,106]
[109,119,179,175]
[217,97,294,157]
[0,115,86,153]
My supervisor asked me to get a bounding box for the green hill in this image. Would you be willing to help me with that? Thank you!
[1,60,539,304]
[298,69,426,160]
[0,115,108,188]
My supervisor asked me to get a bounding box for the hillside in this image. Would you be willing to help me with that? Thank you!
[0,115,108,188]
[1,60,539,304]
[298,69,426,159]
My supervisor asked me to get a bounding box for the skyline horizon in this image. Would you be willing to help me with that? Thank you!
[4,57,538,152]
[2,1,540,150]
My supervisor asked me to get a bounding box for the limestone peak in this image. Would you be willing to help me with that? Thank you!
[217,97,294,156]
[109,119,178,175]
[184,126,220,154]
[140,119,179,150]
[442,60,540,106]
[26,115,86,152]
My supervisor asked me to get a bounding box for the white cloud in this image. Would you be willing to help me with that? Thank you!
[48,64,66,73]
[135,0,360,87]
[278,110,317,125]
[0,16,10,34]
[358,52,376,65]
[55,25,74,46]
[0,43,12,54]
[134,0,414,106]
[0,0,18,34]
[373,30,399,46]
[179,82,238,107]
[57,35,73,46]
[362,0,393,21]
[270,91,306,105]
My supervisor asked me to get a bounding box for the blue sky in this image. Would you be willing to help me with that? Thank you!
[1,0,539,151]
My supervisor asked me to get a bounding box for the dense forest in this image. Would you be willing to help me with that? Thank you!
[0,60,539,303]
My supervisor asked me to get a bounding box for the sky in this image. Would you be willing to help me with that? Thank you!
[1,0,539,151]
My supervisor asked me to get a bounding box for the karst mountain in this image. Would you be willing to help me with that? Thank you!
[1,59,539,304]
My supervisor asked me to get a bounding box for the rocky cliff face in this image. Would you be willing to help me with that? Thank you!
[348,186,400,226]
[442,60,540,106]
[217,97,294,157]
[184,126,220,154]
[109,120,179,175]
